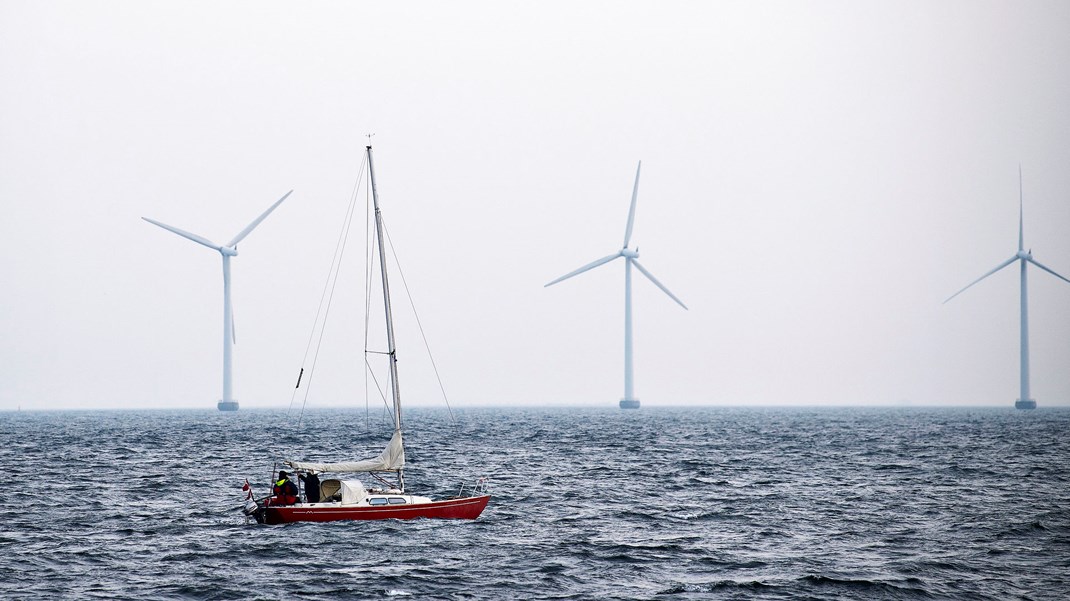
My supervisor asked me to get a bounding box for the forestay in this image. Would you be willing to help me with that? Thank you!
[286,431,405,473]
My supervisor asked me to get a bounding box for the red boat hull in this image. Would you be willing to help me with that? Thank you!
[262,495,490,525]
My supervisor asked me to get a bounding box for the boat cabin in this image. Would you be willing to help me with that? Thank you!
[310,478,426,507]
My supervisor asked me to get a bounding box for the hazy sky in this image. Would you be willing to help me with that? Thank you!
[2,1,1069,411]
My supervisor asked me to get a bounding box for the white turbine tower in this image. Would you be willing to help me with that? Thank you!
[945,170,1070,409]
[143,190,292,411]
[545,162,687,409]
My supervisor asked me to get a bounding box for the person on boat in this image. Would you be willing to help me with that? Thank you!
[271,470,299,506]
[299,471,321,504]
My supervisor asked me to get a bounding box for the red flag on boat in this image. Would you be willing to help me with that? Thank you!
[242,479,250,492]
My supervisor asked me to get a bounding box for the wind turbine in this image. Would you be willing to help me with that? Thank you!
[545,162,687,409]
[945,170,1070,409]
[143,190,292,411]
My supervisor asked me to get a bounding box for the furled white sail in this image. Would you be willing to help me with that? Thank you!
[286,431,405,473]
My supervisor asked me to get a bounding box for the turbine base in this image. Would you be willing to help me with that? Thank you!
[1015,399,1036,410]
[619,399,640,409]
[218,401,240,411]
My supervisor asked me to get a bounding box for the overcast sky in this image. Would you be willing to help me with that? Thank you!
[2,1,1069,411]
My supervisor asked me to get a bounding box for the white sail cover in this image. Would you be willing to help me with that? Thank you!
[286,430,405,473]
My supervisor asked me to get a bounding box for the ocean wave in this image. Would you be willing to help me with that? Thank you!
[5,406,1070,600]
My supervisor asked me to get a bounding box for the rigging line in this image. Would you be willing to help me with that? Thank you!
[300,164,365,423]
[298,198,357,428]
[364,355,394,414]
[285,201,348,419]
[287,154,369,418]
[296,157,368,428]
[380,216,457,425]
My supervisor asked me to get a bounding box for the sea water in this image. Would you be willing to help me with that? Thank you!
[2,406,1068,600]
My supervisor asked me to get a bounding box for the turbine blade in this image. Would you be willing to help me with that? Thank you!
[142,217,222,251]
[545,252,622,287]
[227,190,293,247]
[1019,165,1024,252]
[1027,257,1070,285]
[944,255,1018,304]
[632,259,688,310]
[623,161,641,248]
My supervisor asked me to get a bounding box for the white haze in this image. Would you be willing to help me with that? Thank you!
[1,1,1069,410]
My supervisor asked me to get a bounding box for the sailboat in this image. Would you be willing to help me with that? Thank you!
[242,145,490,525]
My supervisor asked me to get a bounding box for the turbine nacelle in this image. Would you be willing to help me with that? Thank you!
[1016,250,1031,260]
[221,246,238,257]
[620,248,639,259]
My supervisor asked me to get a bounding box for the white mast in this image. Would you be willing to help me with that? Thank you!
[623,255,635,403]
[366,145,404,440]
[1019,251,1030,405]
[1017,181,1031,406]
[222,252,234,404]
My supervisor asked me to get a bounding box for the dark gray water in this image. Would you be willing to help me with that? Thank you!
[2,406,1068,600]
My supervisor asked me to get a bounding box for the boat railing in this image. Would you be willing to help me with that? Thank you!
[454,477,489,498]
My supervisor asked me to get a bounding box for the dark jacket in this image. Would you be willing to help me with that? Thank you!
[299,473,321,503]
[273,477,299,505]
